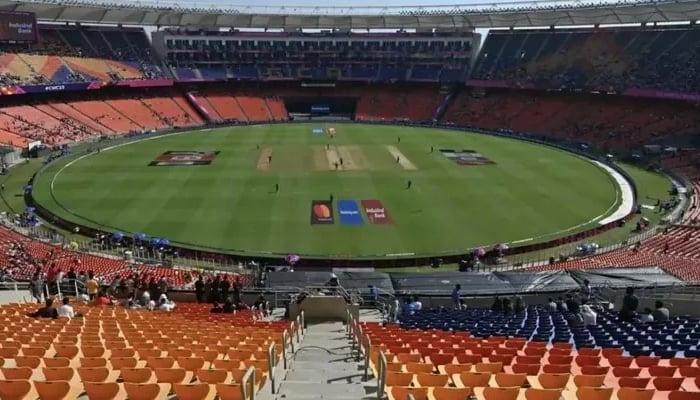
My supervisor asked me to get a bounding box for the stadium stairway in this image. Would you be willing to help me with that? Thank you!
[272,312,380,400]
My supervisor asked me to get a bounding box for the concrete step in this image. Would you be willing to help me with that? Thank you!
[283,369,365,384]
[276,381,377,399]
[289,361,361,373]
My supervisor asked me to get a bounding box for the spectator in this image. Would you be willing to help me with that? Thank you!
[652,301,670,321]
[566,294,580,314]
[327,273,339,287]
[94,290,111,306]
[221,275,230,300]
[222,298,236,314]
[639,307,654,323]
[451,284,462,310]
[491,296,503,313]
[211,275,220,303]
[582,279,592,301]
[556,297,568,312]
[620,287,639,322]
[30,272,44,303]
[369,285,379,306]
[502,297,512,315]
[581,304,597,326]
[204,277,212,303]
[232,278,241,304]
[86,274,99,300]
[158,276,168,298]
[547,297,557,312]
[513,296,524,315]
[195,276,204,303]
[31,299,58,319]
[157,294,175,311]
[411,295,422,312]
[57,296,75,318]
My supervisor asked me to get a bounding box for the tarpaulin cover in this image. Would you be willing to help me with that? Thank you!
[266,267,682,295]
[267,271,394,292]
[495,270,580,293]
[390,272,514,294]
[568,267,683,288]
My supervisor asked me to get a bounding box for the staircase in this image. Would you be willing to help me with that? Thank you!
[270,310,382,400]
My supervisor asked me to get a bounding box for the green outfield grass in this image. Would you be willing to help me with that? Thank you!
[31,123,622,258]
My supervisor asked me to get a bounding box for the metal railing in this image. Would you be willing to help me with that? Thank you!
[377,350,387,400]
[267,341,277,394]
[240,367,255,400]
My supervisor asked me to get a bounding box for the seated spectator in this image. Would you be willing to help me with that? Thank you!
[222,298,235,314]
[547,297,557,312]
[210,303,224,313]
[581,304,597,326]
[158,293,175,311]
[639,307,654,323]
[123,296,140,309]
[139,290,152,308]
[94,290,111,306]
[31,299,58,319]
[652,301,670,321]
[57,297,75,318]
[157,296,175,311]
[410,295,422,312]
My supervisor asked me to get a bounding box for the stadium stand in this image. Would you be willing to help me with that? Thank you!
[161,30,473,83]
[442,89,700,152]
[360,305,700,400]
[0,24,160,86]
[470,26,700,93]
[0,301,289,399]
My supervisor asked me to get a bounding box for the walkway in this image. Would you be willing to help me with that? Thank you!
[269,311,380,400]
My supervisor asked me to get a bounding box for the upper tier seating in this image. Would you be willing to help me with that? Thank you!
[0,24,159,86]
[164,31,472,83]
[471,26,700,93]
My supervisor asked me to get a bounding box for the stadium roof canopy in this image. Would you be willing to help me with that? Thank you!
[1,0,699,29]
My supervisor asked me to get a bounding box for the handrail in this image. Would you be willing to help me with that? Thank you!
[376,350,387,400]
[295,315,301,343]
[287,321,296,353]
[280,330,289,370]
[240,366,255,400]
[267,341,276,394]
[363,333,371,382]
[299,310,305,337]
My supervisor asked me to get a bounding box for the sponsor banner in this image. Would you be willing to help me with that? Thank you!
[361,199,393,225]
[0,11,37,43]
[337,199,364,225]
[310,200,334,225]
[149,151,219,167]
[0,81,105,96]
[440,149,495,166]
[312,128,324,135]
[116,79,174,88]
